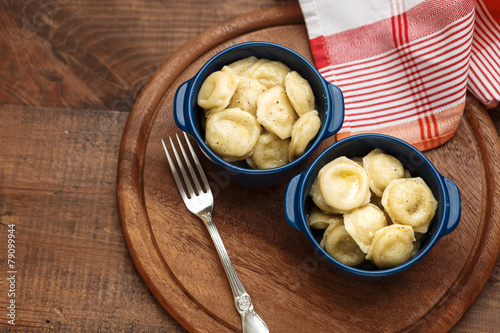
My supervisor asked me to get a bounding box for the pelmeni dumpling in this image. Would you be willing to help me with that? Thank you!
[249,132,290,169]
[256,86,298,139]
[366,224,416,269]
[288,110,321,162]
[318,157,371,213]
[197,67,239,114]
[310,178,338,215]
[344,203,388,253]
[308,206,343,229]
[382,177,438,233]
[320,221,365,267]
[226,77,267,117]
[285,71,315,116]
[226,56,258,75]
[243,58,291,88]
[205,108,261,162]
[199,57,322,168]
[363,148,405,197]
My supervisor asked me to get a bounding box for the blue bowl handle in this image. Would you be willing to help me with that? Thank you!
[322,83,345,138]
[284,173,304,232]
[173,79,192,133]
[440,177,461,237]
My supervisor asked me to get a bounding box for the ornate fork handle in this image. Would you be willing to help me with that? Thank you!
[200,212,269,333]
[162,134,268,333]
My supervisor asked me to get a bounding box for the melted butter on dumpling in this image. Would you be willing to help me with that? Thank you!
[288,110,321,162]
[381,177,438,233]
[285,71,315,116]
[320,221,365,267]
[205,108,261,162]
[366,224,416,269]
[197,67,239,114]
[250,132,290,169]
[256,86,298,139]
[363,148,405,197]
[318,157,371,214]
[344,203,388,253]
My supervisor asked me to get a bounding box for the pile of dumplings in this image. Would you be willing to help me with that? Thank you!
[308,149,438,269]
[197,56,322,169]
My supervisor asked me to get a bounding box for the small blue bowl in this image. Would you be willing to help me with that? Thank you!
[173,41,344,187]
[284,134,461,280]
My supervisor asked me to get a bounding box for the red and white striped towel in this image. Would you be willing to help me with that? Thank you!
[299,0,500,150]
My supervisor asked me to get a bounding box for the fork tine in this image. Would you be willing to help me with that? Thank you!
[175,133,204,195]
[168,136,196,198]
[182,132,211,194]
[161,137,191,200]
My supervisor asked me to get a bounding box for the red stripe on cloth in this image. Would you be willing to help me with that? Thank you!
[341,53,470,98]
[472,26,500,71]
[321,9,474,75]
[418,118,425,141]
[470,47,500,96]
[309,36,330,71]
[481,0,500,26]
[344,67,469,111]
[310,0,474,67]
[431,113,439,137]
[346,81,467,126]
[391,12,399,48]
[468,0,500,102]
[330,21,473,88]
[346,90,466,130]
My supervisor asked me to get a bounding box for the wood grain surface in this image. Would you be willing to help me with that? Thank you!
[0,1,499,332]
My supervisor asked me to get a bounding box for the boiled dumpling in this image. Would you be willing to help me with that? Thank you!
[318,156,371,214]
[250,132,290,169]
[344,203,388,253]
[363,148,405,197]
[243,58,291,88]
[310,178,338,215]
[320,221,365,267]
[226,56,259,75]
[285,71,315,116]
[197,67,239,114]
[366,224,416,269]
[205,108,261,162]
[308,206,342,229]
[381,177,438,233]
[226,77,267,117]
[411,237,422,258]
[288,110,321,162]
[256,86,298,139]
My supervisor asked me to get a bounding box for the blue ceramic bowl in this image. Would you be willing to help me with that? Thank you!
[173,41,344,187]
[284,134,461,280]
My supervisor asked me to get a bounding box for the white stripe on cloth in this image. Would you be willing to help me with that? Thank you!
[321,7,474,134]
[299,0,425,39]
[298,0,488,149]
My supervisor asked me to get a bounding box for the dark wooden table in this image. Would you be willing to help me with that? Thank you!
[1,1,499,331]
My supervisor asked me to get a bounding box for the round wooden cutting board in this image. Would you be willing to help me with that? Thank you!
[117,6,500,333]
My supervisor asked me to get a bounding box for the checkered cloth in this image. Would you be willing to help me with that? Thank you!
[299,0,500,150]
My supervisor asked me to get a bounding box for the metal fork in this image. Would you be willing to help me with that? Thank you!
[161,132,269,333]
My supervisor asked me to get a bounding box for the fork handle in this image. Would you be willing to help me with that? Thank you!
[200,212,269,333]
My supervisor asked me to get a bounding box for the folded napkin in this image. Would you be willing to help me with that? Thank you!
[299,0,500,150]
